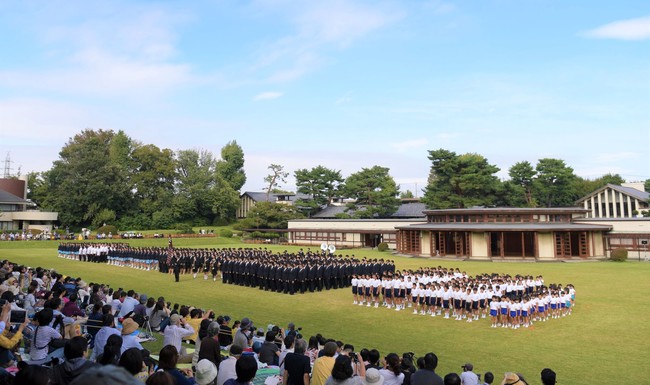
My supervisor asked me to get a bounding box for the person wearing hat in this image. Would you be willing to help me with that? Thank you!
[163,313,195,363]
[500,373,525,385]
[460,363,478,385]
[217,344,243,385]
[410,353,443,385]
[120,317,144,354]
[196,359,219,385]
[233,317,254,350]
[363,368,385,385]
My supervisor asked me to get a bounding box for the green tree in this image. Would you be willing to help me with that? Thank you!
[294,165,344,215]
[38,129,136,227]
[131,144,176,217]
[532,158,577,207]
[400,190,415,199]
[573,173,625,200]
[215,140,246,191]
[343,166,400,218]
[264,164,289,200]
[422,149,501,209]
[211,174,240,223]
[173,149,217,224]
[235,201,304,229]
[508,161,536,206]
[645,179,650,192]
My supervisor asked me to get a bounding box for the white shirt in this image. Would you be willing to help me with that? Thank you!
[163,323,195,352]
[217,356,238,385]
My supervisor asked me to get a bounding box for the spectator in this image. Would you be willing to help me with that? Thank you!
[90,313,120,361]
[158,345,196,385]
[460,363,478,385]
[163,314,194,363]
[279,334,295,372]
[149,299,170,332]
[540,369,556,385]
[443,373,461,385]
[364,369,384,385]
[120,318,144,354]
[217,315,233,348]
[61,293,85,317]
[146,371,176,385]
[120,347,150,383]
[482,372,494,385]
[134,294,148,318]
[306,336,320,365]
[259,331,281,365]
[499,373,525,385]
[325,354,365,385]
[119,290,139,319]
[224,355,258,385]
[217,344,243,385]
[50,336,98,385]
[0,303,28,366]
[195,359,219,385]
[29,308,65,364]
[85,302,104,343]
[97,334,123,365]
[14,363,51,385]
[283,338,310,385]
[199,321,222,367]
[379,353,404,385]
[232,317,253,350]
[312,342,339,385]
[70,365,142,385]
[410,353,443,385]
[366,349,381,371]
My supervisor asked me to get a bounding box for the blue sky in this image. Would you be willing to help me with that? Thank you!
[1,0,648,194]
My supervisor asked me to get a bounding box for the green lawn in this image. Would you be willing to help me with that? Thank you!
[1,238,648,385]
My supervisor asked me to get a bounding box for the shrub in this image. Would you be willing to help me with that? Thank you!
[250,231,264,239]
[610,248,628,262]
[174,223,194,234]
[219,229,234,238]
[96,225,118,236]
[377,242,389,252]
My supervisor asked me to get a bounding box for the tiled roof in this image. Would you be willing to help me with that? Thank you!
[312,202,427,219]
[576,184,650,203]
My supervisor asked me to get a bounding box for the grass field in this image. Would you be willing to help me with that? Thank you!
[1,238,648,384]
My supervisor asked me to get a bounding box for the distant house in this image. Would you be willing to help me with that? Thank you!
[576,183,649,218]
[0,177,58,232]
[236,191,311,218]
[575,183,650,254]
[287,201,427,249]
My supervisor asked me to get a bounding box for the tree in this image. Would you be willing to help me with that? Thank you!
[264,164,289,200]
[234,201,304,230]
[215,140,246,191]
[173,149,217,225]
[211,174,240,223]
[645,179,650,192]
[573,173,625,200]
[400,190,415,199]
[130,144,176,217]
[532,158,577,207]
[508,161,536,206]
[294,165,344,215]
[38,129,136,227]
[342,166,400,218]
[422,149,501,209]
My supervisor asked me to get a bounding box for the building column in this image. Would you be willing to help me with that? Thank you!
[604,189,610,217]
[612,190,619,217]
[626,195,633,218]
[589,196,596,218]
[596,192,603,218]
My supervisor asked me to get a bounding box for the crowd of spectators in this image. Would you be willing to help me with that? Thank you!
[0,258,559,385]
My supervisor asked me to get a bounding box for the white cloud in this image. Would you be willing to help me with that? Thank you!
[390,138,429,152]
[583,16,650,40]
[253,91,284,101]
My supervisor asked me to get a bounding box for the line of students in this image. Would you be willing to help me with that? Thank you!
[351,270,575,328]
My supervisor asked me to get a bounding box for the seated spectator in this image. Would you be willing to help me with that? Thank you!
[283,338,311,385]
[50,336,98,385]
[163,314,194,363]
[379,353,404,385]
[158,345,196,385]
[366,349,381,371]
[90,314,120,362]
[195,359,219,385]
[120,347,150,383]
[443,373,461,385]
[311,342,339,385]
[29,308,65,364]
[217,344,243,385]
[499,373,525,385]
[305,336,319,365]
[325,354,366,385]
[85,302,104,345]
[224,354,257,385]
[279,334,295,372]
[540,368,556,385]
[146,371,176,385]
[69,365,142,385]
[62,293,85,318]
[149,299,170,332]
[14,362,51,385]
[97,334,122,365]
[0,303,28,366]
[460,363,478,385]
[410,353,443,385]
[217,316,233,348]
[120,318,144,354]
[259,331,280,365]
[199,321,222,368]
[482,372,494,385]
